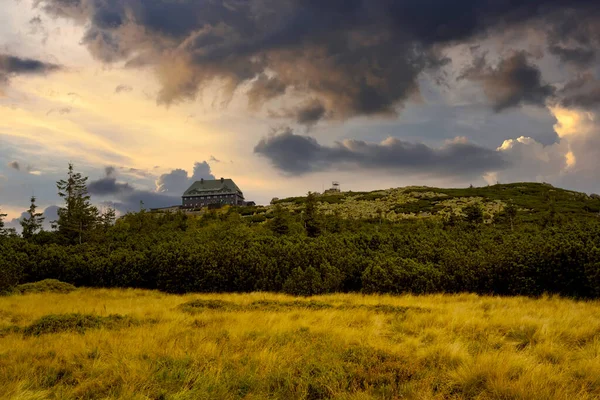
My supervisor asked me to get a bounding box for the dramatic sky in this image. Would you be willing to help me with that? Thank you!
[2,0,600,224]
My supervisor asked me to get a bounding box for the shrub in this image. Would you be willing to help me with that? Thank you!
[250,214,267,223]
[15,279,76,295]
[0,254,23,295]
[362,258,442,294]
[283,266,324,296]
[178,299,239,314]
[22,313,137,336]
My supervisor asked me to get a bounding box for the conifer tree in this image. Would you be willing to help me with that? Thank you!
[56,163,99,244]
[304,191,321,237]
[0,208,7,236]
[505,203,518,231]
[269,204,289,235]
[100,206,116,229]
[20,196,44,239]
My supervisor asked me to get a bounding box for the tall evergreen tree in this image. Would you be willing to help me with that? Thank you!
[20,196,44,239]
[504,203,518,231]
[0,208,7,236]
[100,207,117,229]
[269,204,289,235]
[56,163,99,244]
[304,191,321,237]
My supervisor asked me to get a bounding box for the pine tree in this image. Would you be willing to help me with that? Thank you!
[269,204,289,235]
[504,203,518,231]
[463,203,484,224]
[0,208,7,236]
[304,192,321,237]
[56,163,99,244]
[100,206,116,229]
[20,196,44,239]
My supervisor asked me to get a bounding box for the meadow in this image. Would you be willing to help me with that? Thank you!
[2,288,600,399]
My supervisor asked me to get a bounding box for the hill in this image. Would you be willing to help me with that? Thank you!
[3,182,600,299]
[271,182,600,222]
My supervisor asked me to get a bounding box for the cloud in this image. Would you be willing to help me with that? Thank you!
[558,74,600,110]
[488,106,600,193]
[269,98,328,126]
[29,15,49,44]
[156,161,215,194]
[295,99,327,126]
[548,45,596,67]
[88,176,133,196]
[0,53,61,93]
[86,162,217,213]
[0,53,60,74]
[254,127,507,177]
[545,8,600,68]
[46,107,72,116]
[6,161,40,175]
[461,52,555,112]
[115,84,133,94]
[6,205,60,233]
[247,74,286,110]
[107,191,180,214]
[35,0,600,121]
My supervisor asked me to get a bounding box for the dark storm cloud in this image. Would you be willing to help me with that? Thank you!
[0,54,61,93]
[8,161,20,171]
[548,45,596,67]
[545,8,600,67]
[559,73,600,109]
[254,127,507,176]
[35,0,600,121]
[461,52,555,112]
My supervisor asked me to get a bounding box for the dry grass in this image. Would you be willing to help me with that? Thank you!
[1,289,600,399]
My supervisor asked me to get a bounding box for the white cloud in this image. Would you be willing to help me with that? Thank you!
[491,106,600,192]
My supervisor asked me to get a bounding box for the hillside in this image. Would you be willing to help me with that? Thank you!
[4,181,600,299]
[270,182,600,222]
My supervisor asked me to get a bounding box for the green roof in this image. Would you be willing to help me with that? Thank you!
[183,179,242,196]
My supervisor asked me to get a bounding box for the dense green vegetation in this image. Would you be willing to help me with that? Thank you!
[2,165,600,298]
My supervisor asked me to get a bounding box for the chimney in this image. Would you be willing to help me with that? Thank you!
[220,177,224,183]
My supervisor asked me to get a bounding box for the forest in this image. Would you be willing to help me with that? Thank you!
[2,164,600,298]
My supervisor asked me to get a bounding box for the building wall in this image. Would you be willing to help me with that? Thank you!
[182,193,244,208]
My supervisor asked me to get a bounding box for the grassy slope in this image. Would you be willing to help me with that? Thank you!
[271,182,600,221]
[1,289,600,399]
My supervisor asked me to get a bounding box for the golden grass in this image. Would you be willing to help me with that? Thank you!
[1,289,600,399]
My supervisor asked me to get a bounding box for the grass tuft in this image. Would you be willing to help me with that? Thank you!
[178,299,239,313]
[22,313,138,336]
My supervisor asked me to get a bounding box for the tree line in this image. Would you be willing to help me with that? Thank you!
[1,165,600,297]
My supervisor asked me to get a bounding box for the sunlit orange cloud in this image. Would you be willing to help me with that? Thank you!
[2,67,248,172]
